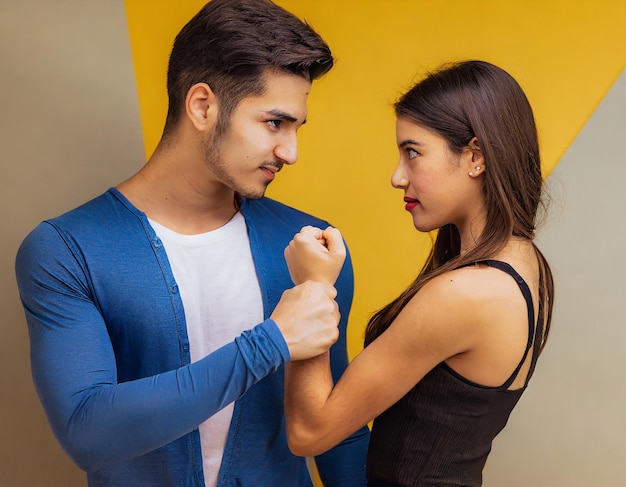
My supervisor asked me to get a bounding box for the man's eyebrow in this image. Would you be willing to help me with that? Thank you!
[263,109,306,125]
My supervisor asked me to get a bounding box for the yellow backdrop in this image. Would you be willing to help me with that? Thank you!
[124,0,625,483]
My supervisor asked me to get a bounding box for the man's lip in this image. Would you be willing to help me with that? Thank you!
[260,164,282,176]
[260,164,282,181]
[260,167,276,180]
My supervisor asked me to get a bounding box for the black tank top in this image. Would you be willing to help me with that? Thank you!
[366,260,543,487]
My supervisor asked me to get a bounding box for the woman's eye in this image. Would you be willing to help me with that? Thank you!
[267,120,282,129]
[407,148,418,159]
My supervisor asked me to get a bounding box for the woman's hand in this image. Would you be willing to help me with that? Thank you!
[284,226,346,285]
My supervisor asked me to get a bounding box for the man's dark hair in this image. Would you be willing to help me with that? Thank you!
[163,0,334,136]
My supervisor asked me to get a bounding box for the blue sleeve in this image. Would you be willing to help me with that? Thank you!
[314,244,370,487]
[15,223,290,473]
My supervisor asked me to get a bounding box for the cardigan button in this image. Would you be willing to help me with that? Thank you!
[171,284,178,294]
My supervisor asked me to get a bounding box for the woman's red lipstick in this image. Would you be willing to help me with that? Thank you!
[404,197,419,211]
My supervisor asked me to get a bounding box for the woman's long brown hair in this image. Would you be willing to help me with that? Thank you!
[364,61,554,352]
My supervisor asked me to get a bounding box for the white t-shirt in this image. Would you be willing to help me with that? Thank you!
[149,212,263,487]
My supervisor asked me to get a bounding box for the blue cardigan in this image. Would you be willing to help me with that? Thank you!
[15,188,369,487]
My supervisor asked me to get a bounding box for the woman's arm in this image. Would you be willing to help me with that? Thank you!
[284,225,347,286]
[283,228,485,456]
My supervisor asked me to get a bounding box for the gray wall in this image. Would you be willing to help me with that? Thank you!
[1,2,144,485]
[1,1,624,486]
[483,69,626,487]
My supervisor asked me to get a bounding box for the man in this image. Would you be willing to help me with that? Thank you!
[14,0,369,486]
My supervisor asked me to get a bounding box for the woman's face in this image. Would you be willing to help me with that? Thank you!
[391,117,485,237]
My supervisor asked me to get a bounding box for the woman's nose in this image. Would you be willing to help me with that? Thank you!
[391,163,408,189]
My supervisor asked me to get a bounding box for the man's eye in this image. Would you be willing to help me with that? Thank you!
[268,120,282,129]
[407,148,418,159]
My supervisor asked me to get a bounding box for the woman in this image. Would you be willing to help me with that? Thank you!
[283,60,554,486]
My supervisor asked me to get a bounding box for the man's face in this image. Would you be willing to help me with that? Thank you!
[203,70,311,200]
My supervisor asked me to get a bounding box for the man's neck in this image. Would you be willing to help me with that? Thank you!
[116,150,239,235]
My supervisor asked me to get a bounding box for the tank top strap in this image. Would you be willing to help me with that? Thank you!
[524,294,544,388]
[478,259,537,389]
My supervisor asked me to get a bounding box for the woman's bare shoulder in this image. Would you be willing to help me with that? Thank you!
[421,263,522,306]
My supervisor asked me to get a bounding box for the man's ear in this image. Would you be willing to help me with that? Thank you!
[185,82,219,132]
[466,136,486,177]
